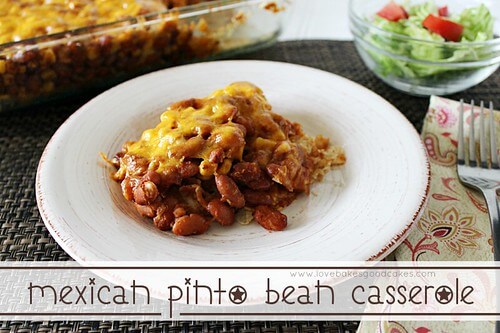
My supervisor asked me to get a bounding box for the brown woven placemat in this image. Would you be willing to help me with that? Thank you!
[0,321,361,333]
[0,40,498,332]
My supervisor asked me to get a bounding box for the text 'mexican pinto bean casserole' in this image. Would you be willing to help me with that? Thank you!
[109,82,346,236]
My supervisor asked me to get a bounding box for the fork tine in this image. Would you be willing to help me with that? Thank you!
[469,100,476,166]
[479,101,487,168]
[458,99,465,164]
[490,101,499,169]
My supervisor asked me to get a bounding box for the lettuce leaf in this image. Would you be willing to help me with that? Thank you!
[365,1,494,79]
[457,4,494,41]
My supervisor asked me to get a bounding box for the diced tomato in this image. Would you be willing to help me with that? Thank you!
[377,2,409,22]
[438,6,449,17]
[422,14,463,42]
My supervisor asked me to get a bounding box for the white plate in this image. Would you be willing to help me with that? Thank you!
[36,60,429,262]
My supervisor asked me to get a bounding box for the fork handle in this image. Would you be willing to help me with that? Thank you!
[483,188,500,261]
[484,189,500,333]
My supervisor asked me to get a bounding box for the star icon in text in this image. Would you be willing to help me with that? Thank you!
[436,286,452,303]
[229,286,247,304]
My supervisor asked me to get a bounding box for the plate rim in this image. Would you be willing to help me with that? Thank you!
[35,59,431,263]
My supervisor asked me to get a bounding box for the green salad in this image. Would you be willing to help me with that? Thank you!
[365,1,495,78]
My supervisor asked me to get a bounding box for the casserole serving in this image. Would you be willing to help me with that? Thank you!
[0,0,285,111]
[109,82,346,235]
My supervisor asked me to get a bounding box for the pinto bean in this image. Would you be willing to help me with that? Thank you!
[172,136,204,158]
[243,189,273,206]
[247,177,272,190]
[230,162,260,182]
[173,205,187,218]
[160,167,182,187]
[153,205,175,231]
[120,177,135,201]
[135,203,156,218]
[230,162,272,190]
[124,155,149,176]
[206,199,235,226]
[233,114,255,137]
[209,125,245,159]
[179,161,199,178]
[172,214,210,236]
[214,174,245,208]
[209,148,224,164]
[143,170,162,186]
[152,195,179,231]
[133,180,159,205]
[253,205,287,231]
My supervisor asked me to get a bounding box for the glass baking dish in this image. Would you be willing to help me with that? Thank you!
[0,0,286,112]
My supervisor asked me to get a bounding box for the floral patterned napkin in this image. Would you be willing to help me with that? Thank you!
[358,96,500,333]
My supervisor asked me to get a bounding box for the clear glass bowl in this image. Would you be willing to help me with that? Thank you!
[349,0,500,96]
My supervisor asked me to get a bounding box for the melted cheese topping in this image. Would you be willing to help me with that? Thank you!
[125,82,287,174]
[0,0,166,44]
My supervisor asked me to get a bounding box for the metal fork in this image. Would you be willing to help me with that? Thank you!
[457,100,500,260]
